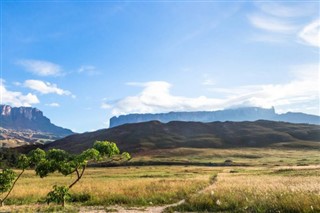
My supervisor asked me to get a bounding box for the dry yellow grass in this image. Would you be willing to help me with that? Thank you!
[6,166,215,206]
[170,166,320,212]
[2,165,320,212]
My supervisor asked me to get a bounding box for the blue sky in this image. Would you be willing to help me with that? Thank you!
[1,1,319,132]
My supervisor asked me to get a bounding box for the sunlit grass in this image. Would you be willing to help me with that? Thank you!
[168,166,320,213]
[1,148,320,212]
[5,166,215,206]
[134,147,320,167]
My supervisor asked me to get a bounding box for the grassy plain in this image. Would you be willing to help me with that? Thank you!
[167,166,320,213]
[4,166,215,206]
[1,147,320,212]
[132,146,320,166]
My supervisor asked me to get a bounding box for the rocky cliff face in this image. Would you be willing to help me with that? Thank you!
[0,105,73,136]
[109,107,320,128]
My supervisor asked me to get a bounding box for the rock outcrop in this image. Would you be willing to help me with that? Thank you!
[0,105,73,137]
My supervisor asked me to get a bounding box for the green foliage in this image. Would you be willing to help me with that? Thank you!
[28,140,130,207]
[32,140,129,179]
[77,148,100,162]
[121,152,131,160]
[47,149,70,162]
[17,154,30,169]
[0,169,16,194]
[28,148,46,166]
[93,141,120,157]
[35,160,54,178]
[46,185,70,206]
[0,149,20,167]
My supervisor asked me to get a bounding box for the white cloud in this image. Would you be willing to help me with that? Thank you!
[248,3,319,47]
[0,79,40,107]
[23,80,73,96]
[17,59,63,76]
[248,14,297,33]
[298,19,320,48]
[78,65,100,76]
[101,103,112,109]
[46,102,60,107]
[111,81,223,116]
[110,64,319,116]
[255,2,317,18]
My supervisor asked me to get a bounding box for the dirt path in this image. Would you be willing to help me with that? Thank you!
[79,174,219,213]
[0,175,219,213]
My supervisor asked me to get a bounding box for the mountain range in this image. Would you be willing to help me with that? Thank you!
[0,105,73,147]
[47,120,320,154]
[110,107,320,128]
[2,105,319,152]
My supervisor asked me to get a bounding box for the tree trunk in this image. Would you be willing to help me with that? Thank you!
[1,169,25,207]
[68,165,86,189]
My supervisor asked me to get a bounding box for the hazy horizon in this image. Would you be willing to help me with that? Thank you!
[1,1,319,132]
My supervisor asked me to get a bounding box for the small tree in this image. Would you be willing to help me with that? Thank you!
[0,154,30,207]
[46,185,71,207]
[31,140,130,206]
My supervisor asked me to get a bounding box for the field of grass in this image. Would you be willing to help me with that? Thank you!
[132,147,320,166]
[167,166,320,213]
[1,148,319,212]
[4,166,215,206]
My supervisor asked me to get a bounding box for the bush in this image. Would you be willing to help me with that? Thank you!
[69,193,92,203]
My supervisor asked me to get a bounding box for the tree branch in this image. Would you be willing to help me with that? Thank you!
[1,169,25,206]
[68,165,86,189]
[76,168,80,179]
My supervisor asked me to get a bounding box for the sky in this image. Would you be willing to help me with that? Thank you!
[1,1,319,133]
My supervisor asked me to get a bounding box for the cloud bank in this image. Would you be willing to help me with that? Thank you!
[108,64,319,116]
[0,79,39,107]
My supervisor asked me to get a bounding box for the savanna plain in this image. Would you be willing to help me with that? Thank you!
[1,147,320,213]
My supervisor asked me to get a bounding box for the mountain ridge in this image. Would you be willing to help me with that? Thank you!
[0,105,74,147]
[46,120,320,154]
[110,107,320,128]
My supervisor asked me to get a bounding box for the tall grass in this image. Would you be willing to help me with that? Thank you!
[168,167,320,212]
[4,166,214,206]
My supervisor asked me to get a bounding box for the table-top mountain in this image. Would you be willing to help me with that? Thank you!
[110,107,320,128]
[0,105,73,147]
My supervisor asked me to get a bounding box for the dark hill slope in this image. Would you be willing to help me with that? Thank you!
[46,120,320,153]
